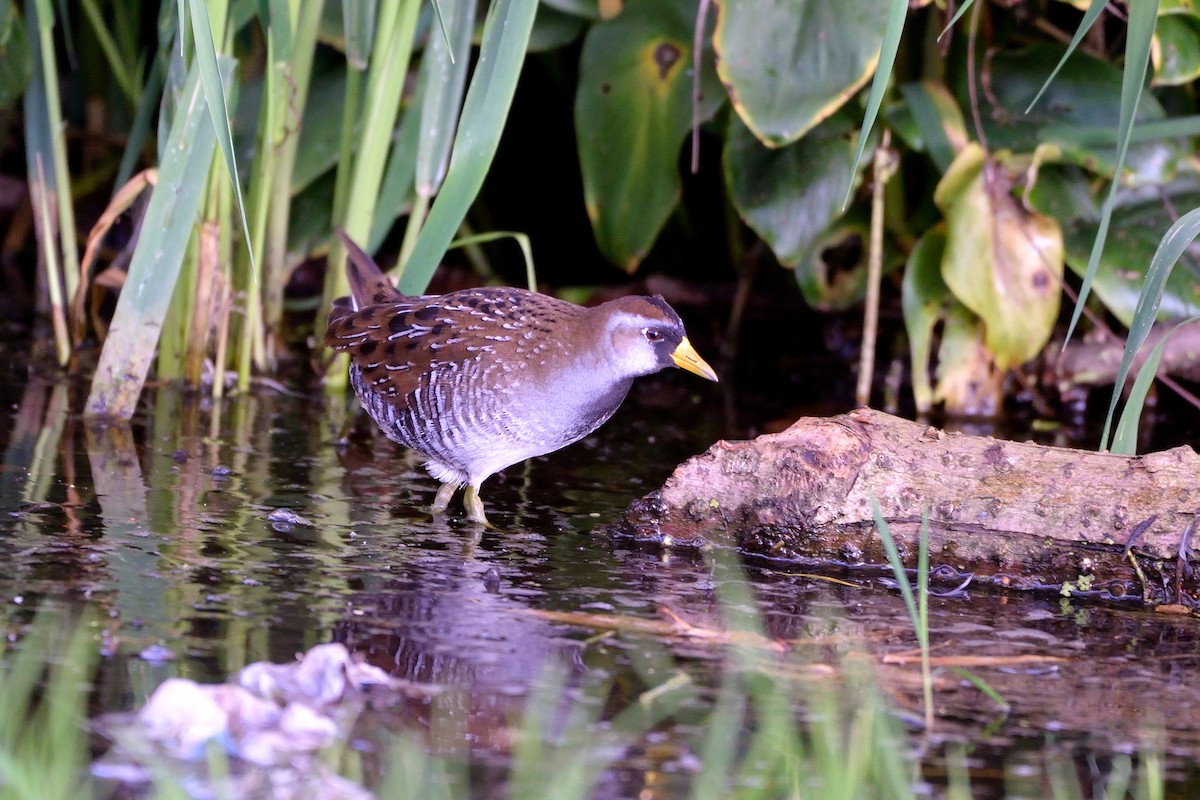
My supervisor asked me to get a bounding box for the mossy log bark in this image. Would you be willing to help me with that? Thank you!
[607,408,1200,605]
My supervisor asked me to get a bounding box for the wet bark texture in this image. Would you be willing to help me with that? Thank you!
[608,408,1200,605]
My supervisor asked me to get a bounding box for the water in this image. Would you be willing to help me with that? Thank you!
[4,349,1200,795]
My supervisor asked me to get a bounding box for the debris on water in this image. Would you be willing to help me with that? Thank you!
[483,567,501,593]
[211,465,233,478]
[171,448,189,463]
[267,508,314,529]
[94,643,423,796]
[138,644,176,663]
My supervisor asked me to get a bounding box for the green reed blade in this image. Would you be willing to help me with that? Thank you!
[1111,318,1200,455]
[1062,0,1157,349]
[187,0,257,283]
[1022,0,1107,113]
[397,0,538,295]
[1101,207,1200,450]
[842,0,907,210]
[85,61,223,420]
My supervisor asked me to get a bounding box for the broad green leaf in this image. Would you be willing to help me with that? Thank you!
[935,303,1000,416]
[399,0,538,293]
[794,210,878,311]
[415,0,475,197]
[1029,167,1200,326]
[540,0,599,19]
[1022,162,1098,223]
[900,228,997,415]
[895,81,967,174]
[725,111,859,270]
[288,169,336,256]
[968,45,1178,185]
[575,0,723,270]
[1024,0,1107,112]
[935,143,1063,370]
[715,0,891,148]
[901,229,949,413]
[1063,200,1200,326]
[1152,12,1200,85]
[84,63,222,420]
[528,4,585,52]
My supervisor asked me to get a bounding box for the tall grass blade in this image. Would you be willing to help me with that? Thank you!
[30,155,69,365]
[1111,319,1200,455]
[80,0,138,103]
[367,79,423,251]
[264,0,324,351]
[1040,115,1200,146]
[396,0,476,270]
[114,56,166,193]
[872,499,933,729]
[84,62,224,419]
[871,499,918,625]
[0,610,96,799]
[1100,207,1200,450]
[330,0,419,290]
[449,230,536,290]
[939,0,974,38]
[842,0,907,210]
[416,0,474,198]
[32,0,78,297]
[398,0,538,294]
[25,0,79,363]
[343,0,377,70]
[187,0,257,282]
[1062,0,1157,348]
[1023,0,1107,113]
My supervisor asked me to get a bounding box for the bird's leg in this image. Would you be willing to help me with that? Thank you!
[463,483,493,528]
[432,482,458,514]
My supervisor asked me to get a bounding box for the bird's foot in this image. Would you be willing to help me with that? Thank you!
[463,485,494,529]
[432,482,458,514]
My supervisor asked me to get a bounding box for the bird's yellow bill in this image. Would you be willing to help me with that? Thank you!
[672,337,719,382]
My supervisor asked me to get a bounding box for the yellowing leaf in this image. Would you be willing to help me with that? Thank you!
[936,143,1064,370]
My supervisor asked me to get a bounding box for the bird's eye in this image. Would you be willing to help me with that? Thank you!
[642,328,662,342]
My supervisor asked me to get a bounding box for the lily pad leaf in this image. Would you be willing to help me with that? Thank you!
[576,1,724,271]
[725,110,862,273]
[1153,12,1200,86]
[714,0,891,147]
[968,44,1181,186]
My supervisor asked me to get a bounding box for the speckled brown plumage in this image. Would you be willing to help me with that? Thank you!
[325,230,717,525]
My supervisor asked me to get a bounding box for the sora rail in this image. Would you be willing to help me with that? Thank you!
[325,231,718,525]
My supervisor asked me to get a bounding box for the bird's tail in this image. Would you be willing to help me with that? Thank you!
[336,228,405,309]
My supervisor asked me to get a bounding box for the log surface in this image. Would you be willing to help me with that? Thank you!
[607,409,1200,603]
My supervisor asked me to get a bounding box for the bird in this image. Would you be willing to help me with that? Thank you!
[324,230,718,525]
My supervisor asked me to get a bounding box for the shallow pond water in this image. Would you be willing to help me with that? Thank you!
[4,344,1200,796]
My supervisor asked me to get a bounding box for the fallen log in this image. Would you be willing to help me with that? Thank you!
[606,408,1200,606]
